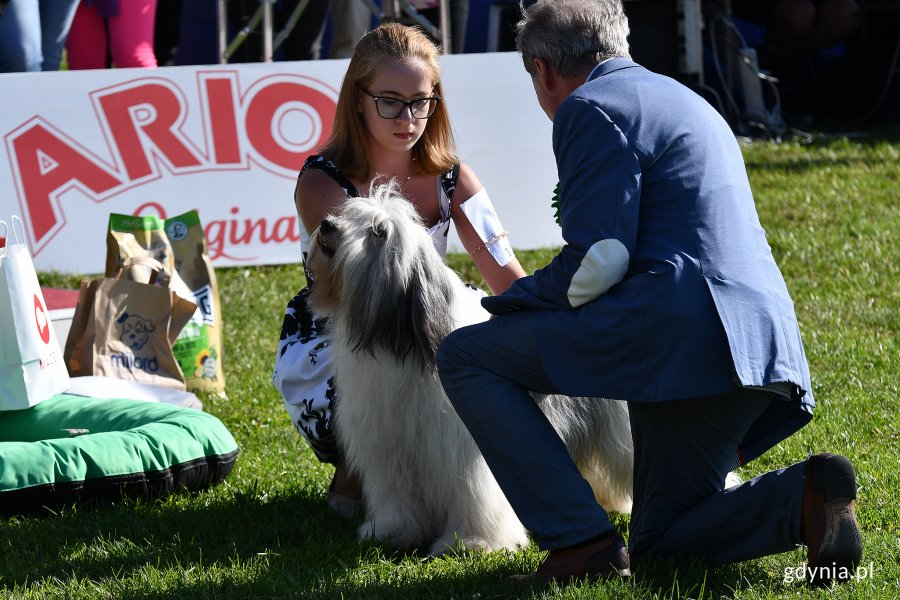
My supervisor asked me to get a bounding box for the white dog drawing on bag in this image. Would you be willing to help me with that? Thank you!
[304,181,635,556]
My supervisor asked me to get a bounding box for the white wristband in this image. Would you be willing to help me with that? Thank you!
[460,188,515,267]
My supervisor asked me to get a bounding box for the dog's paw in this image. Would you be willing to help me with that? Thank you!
[429,533,485,556]
[429,529,528,556]
[600,495,633,515]
[358,519,381,542]
[359,517,425,551]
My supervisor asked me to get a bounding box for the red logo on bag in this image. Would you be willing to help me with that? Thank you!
[34,294,51,344]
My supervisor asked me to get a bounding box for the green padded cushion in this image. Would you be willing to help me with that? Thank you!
[0,394,238,514]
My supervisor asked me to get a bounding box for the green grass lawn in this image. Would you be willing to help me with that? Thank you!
[6,134,898,599]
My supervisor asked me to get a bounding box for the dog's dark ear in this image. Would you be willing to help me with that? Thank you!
[320,217,337,234]
[371,217,387,239]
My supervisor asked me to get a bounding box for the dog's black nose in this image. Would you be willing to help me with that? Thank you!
[320,218,336,233]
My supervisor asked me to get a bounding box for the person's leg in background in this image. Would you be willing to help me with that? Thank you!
[108,0,158,67]
[153,0,182,65]
[38,0,80,70]
[329,0,372,58]
[0,0,80,72]
[448,0,468,53]
[418,0,467,53]
[767,0,859,53]
[0,0,42,72]
[280,0,331,60]
[64,2,109,70]
[173,0,218,65]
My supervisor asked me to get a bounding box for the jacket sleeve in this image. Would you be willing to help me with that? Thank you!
[482,95,642,314]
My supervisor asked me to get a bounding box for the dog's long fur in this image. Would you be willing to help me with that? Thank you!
[305,181,634,555]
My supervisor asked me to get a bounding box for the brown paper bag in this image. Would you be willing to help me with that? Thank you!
[63,277,102,377]
[106,214,178,287]
[64,257,196,390]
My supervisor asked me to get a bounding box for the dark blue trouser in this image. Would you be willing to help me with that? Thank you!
[436,310,806,565]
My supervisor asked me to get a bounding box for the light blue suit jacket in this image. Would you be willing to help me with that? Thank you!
[483,59,814,463]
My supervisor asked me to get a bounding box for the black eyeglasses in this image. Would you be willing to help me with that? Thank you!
[359,88,441,119]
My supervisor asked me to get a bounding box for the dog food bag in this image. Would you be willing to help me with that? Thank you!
[66,256,196,390]
[164,210,226,393]
[106,212,226,393]
[106,214,179,287]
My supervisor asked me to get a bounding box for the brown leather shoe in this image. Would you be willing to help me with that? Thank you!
[327,462,363,519]
[524,531,631,583]
[801,453,862,586]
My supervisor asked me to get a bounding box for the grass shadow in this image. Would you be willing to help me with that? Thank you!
[0,486,358,592]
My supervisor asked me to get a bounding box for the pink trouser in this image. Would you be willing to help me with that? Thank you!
[65,0,158,69]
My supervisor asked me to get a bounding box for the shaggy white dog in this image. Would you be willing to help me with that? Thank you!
[304,181,634,556]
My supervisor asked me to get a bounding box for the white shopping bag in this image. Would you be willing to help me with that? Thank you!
[0,216,70,410]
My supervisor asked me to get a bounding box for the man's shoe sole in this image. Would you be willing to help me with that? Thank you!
[805,454,863,586]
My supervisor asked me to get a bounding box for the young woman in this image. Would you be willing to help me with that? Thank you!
[273,23,526,517]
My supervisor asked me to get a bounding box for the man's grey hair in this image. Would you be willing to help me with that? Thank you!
[516,0,631,78]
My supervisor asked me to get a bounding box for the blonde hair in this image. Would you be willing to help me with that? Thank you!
[320,23,457,180]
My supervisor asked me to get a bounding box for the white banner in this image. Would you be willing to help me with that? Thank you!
[0,52,561,274]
